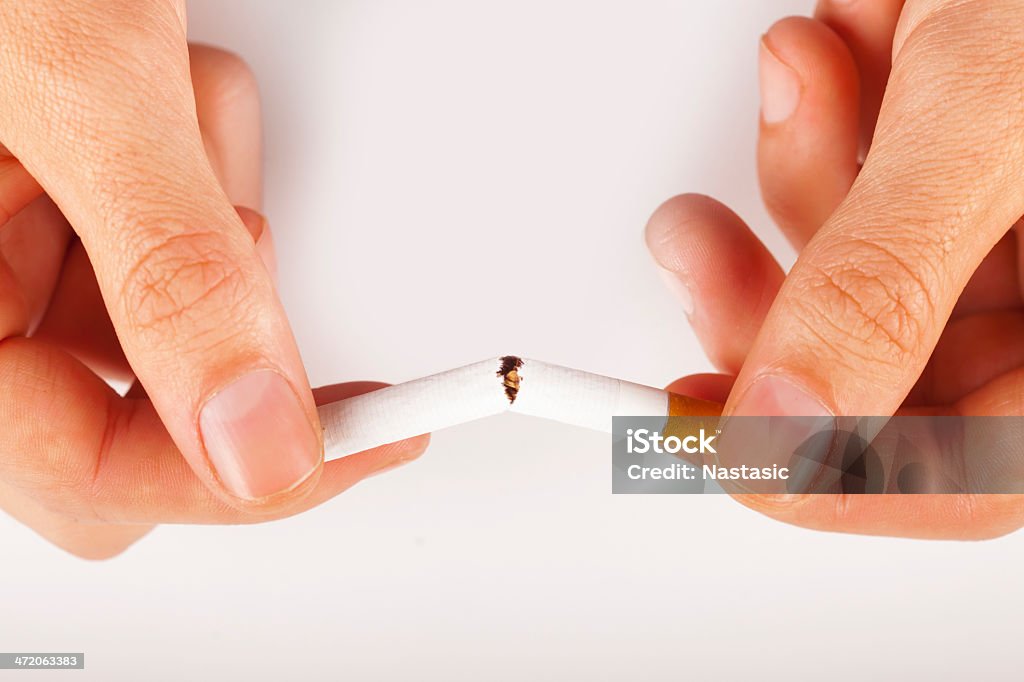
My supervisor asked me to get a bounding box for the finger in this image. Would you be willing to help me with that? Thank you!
[0,150,43,225]
[0,196,71,338]
[665,373,735,404]
[669,380,1024,540]
[0,4,317,506]
[35,43,271,378]
[728,4,1024,422]
[953,230,1021,319]
[189,44,276,280]
[645,194,784,373]
[814,0,904,156]
[34,207,268,386]
[34,41,272,384]
[734,492,1024,540]
[758,17,860,248]
[31,240,133,384]
[235,205,276,284]
[737,360,1024,540]
[0,479,153,560]
[740,363,1024,540]
[0,152,62,338]
[910,311,1024,407]
[0,337,428,525]
[956,366,1024,416]
[189,43,263,211]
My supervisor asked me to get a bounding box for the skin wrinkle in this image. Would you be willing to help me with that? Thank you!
[833,232,947,300]
[830,268,919,355]
[0,6,360,555]
[11,0,1024,550]
[819,196,1011,367]
[675,1,1024,537]
[797,292,902,370]
[883,233,947,299]
[781,292,927,412]
[90,167,218,258]
[773,308,866,395]
[799,245,932,363]
[86,391,128,524]
[117,231,255,338]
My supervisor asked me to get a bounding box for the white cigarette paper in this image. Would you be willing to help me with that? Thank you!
[318,356,672,461]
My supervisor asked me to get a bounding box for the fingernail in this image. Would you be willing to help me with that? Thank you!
[200,369,321,500]
[236,206,278,283]
[731,375,834,493]
[758,38,801,124]
[645,228,696,317]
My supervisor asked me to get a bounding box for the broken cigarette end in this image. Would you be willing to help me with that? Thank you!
[498,355,523,403]
[318,356,725,462]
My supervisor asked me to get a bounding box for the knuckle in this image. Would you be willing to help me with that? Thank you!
[118,222,256,343]
[791,237,940,372]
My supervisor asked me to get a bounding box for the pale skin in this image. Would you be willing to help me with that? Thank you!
[647,0,1024,539]
[2,1,1023,559]
[0,1,427,559]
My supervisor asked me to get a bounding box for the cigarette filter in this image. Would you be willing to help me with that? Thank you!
[318,356,721,461]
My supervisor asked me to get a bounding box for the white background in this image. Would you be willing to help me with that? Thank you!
[3,2,1021,680]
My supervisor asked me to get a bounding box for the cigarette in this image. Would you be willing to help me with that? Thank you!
[318,356,722,461]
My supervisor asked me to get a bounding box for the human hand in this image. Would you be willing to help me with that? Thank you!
[646,0,1024,538]
[0,1,426,559]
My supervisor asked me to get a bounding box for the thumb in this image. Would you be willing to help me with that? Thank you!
[0,1,321,507]
[727,2,1024,421]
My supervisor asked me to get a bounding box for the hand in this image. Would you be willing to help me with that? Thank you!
[0,2,426,559]
[646,0,1024,539]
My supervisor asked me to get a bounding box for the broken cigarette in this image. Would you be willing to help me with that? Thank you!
[318,356,722,461]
